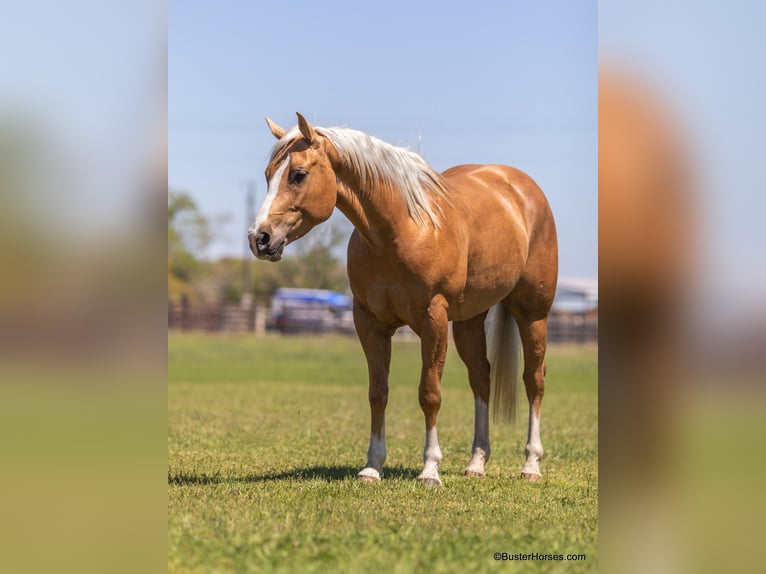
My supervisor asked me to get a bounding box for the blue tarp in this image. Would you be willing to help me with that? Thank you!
[273,288,351,308]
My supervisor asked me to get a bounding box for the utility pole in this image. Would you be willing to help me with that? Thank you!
[242,180,256,300]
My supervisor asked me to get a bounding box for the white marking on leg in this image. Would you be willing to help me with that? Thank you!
[521,403,543,477]
[418,426,443,485]
[466,398,490,475]
[358,424,386,481]
[250,156,290,232]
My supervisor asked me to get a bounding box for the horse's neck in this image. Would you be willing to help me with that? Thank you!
[334,172,415,249]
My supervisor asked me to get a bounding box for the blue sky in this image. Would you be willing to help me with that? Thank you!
[0,1,161,235]
[169,1,597,278]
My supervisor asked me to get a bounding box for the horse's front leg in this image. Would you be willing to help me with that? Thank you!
[354,300,393,483]
[416,296,449,487]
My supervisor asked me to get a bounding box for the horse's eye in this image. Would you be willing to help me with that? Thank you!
[289,170,307,185]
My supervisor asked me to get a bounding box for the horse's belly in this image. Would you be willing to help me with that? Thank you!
[445,248,526,321]
[446,280,519,322]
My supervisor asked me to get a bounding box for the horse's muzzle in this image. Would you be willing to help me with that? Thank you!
[249,229,285,262]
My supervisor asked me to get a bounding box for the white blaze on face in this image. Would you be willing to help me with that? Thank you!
[253,155,290,231]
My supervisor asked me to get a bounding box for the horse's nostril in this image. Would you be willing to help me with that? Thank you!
[256,231,270,248]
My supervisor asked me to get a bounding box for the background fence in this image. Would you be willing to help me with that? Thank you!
[168,302,597,343]
[546,311,598,343]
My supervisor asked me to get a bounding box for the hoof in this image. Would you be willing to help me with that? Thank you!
[464,469,486,478]
[520,472,542,482]
[357,468,381,483]
[357,474,380,484]
[418,477,443,488]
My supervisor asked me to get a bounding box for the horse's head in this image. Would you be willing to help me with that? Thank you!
[248,113,337,261]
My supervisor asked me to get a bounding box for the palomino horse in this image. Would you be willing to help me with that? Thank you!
[249,113,558,486]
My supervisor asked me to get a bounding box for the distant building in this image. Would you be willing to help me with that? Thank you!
[552,278,598,314]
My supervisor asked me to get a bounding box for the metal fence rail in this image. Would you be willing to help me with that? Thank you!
[546,312,598,343]
[168,302,259,332]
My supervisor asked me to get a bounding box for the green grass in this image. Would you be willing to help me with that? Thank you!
[168,333,598,573]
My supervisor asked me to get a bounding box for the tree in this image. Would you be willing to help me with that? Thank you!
[168,190,210,302]
[167,189,350,306]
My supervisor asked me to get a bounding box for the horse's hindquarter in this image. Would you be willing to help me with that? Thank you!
[441,164,558,319]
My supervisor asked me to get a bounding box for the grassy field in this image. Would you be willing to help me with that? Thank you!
[168,333,598,573]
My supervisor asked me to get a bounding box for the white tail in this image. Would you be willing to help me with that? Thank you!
[485,303,522,424]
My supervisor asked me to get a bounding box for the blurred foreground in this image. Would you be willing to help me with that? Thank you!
[0,2,166,573]
[599,1,766,571]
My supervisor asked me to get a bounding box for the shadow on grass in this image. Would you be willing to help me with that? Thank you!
[169,465,421,486]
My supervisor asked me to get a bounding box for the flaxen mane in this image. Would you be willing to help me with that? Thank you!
[271,126,450,226]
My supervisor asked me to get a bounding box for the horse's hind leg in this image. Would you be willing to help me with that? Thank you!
[354,300,394,483]
[508,300,549,481]
[453,311,491,477]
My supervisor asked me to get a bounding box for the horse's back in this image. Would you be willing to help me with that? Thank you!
[442,164,552,226]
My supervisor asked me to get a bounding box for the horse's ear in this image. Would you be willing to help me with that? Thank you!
[296,112,317,146]
[264,116,287,139]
